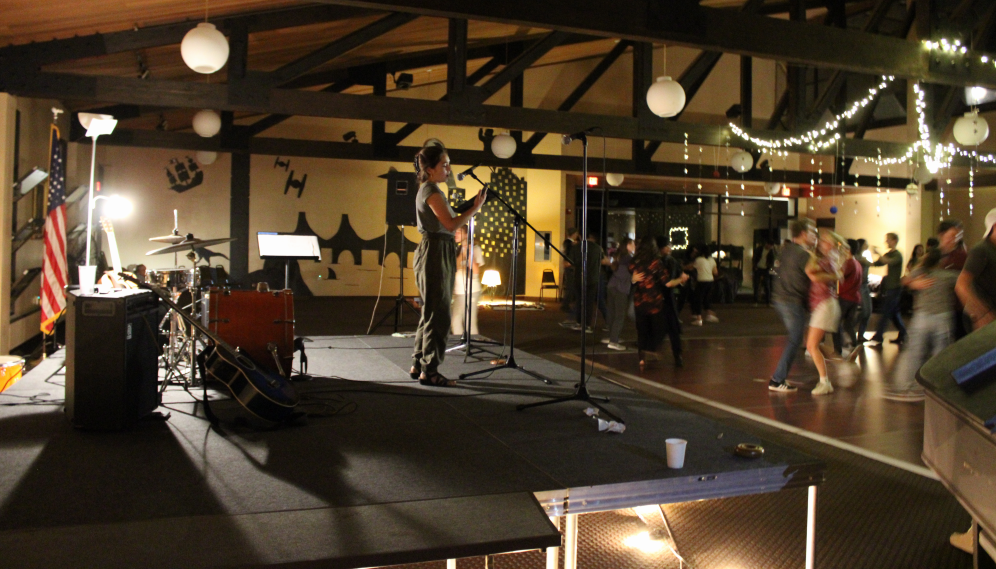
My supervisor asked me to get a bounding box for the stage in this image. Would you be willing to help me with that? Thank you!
[0,335,824,568]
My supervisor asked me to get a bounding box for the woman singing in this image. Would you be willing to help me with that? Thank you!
[410,145,487,387]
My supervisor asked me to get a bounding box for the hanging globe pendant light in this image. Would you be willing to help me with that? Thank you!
[192,110,222,137]
[953,110,990,146]
[646,76,686,118]
[181,23,229,74]
[491,132,517,159]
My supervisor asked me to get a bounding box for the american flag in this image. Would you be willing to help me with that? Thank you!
[41,125,67,335]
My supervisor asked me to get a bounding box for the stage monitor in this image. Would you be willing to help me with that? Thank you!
[257,232,321,261]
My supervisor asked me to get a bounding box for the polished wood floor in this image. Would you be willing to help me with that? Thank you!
[298,296,926,468]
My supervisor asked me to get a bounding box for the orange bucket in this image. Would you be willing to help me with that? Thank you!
[0,356,25,393]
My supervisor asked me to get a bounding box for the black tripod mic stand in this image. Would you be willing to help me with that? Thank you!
[517,132,623,423]
[447,213,502,360]
[458,171,568,385]
[368,224,421,335]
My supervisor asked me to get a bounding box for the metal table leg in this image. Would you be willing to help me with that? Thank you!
[564,513,578,569]
[806,485,817,569]
[547,516,560,569]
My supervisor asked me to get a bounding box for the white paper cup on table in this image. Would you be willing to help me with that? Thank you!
[78,265,97,295]
[665,438,687,469]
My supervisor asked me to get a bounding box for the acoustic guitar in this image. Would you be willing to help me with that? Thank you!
[119,273,299,423]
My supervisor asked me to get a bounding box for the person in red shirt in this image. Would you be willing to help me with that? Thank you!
[834,243,863,359]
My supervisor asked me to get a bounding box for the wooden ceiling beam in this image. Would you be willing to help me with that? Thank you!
[309,0,996,87]
[0,5,371,68]
[95,127,916,189]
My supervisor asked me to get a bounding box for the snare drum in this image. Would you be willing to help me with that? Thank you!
[149,268,198,290]
[0,356,25,393]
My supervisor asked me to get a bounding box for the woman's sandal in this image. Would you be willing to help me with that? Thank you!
[419,371,458,387]
[409,365,421,380]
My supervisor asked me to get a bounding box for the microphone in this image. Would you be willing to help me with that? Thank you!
[456,164,481,181]
[562,127,597,145]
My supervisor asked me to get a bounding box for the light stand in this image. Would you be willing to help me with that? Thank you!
[369,224,420,334]
[517,132,623,423]
[80,113,117,292]
[446,214,501,359]
[459,171,566,385]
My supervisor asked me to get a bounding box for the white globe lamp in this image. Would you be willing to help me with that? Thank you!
[181,23,229,74]
[196,151,218,165]
[646,76,686,118]
[905,182,919,197]
[491,132,517,159]
[764,182,781,196]
[953,111,989,146]
[606,173,624,187]
[192,110,222,137]
[730,150,754,173]
[913,162,935,185]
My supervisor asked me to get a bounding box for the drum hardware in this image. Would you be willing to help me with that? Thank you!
[0,356,25,393]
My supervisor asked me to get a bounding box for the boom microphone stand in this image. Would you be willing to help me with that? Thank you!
[517,131,623,423]
[459,171,566,385]
[447,214,502,359]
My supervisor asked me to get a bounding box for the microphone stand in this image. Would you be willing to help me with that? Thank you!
[458,171,567,385]
[517,133,623,423]
[446,213,502,359]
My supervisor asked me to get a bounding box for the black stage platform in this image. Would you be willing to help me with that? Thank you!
[0,336,823,568]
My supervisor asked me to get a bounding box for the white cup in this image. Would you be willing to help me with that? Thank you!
[665,438,687,469]
[78,265,97,295]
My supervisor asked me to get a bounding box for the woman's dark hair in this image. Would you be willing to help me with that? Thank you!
[414,145,447,184]
[632,237,660,266]
[848,238,860,256]
[921,246,942,271]
[615,237,633,262]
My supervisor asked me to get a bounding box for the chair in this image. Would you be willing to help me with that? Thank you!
[539,269,559,303]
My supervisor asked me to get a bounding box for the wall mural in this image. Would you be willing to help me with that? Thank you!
[165,156,204,193]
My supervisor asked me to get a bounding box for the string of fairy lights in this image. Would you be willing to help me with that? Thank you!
[720,37,996,220]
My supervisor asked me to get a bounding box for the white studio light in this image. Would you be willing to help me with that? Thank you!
[192,110,222,137]
[953,110,990,146]
[730,149,754,173]
[646,76,686,118]
[606,173,625,186]
[180,22,230,74]
[196,150,218,165]
[491,132,517,159]
[96,194,133,219]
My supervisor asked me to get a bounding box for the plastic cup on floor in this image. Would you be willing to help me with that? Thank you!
[78,265,97,295]
[666,438,687,469]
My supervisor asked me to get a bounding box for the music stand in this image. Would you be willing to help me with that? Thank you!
[446,215,502,360]
[257,232,321,290]
[369,225,421,334]
[458,173,566,385]
[516,133,622,423]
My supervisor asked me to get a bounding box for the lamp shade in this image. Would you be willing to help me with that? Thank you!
[180,23,229,74]
[196,151,218,165]
[192,110,222,137]
[606,173,624,187]
[646,76,686,118]
[730,150,754,173]
[764,182,781,195]
[481,269,501,287]
[953,111,989,146]
[491,132,517,159]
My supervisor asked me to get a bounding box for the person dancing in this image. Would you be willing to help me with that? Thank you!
[630,238,688,369]
[409,145,486,386]
[806,230,844,395]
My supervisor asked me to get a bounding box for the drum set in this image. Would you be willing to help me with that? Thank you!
[144,229,235,389]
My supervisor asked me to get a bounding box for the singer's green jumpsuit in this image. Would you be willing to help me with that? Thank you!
[411,181,456,376]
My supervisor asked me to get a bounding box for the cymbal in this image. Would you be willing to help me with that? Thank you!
[146,236,236,255]
[149,234,185,244]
